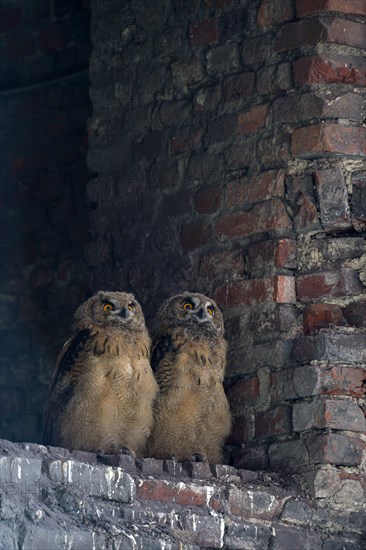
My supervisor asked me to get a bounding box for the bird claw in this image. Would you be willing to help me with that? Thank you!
[118,446,136,458]
[190,453,208,463]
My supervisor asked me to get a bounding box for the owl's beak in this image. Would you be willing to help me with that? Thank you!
[117,307,130,320]
[196,308,209,323]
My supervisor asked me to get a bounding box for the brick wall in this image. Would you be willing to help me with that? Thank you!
[0,0,91,442]
[88,0,366,500]
[0,439,364,549]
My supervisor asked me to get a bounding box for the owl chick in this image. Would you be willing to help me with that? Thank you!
[147,292,231,464]
[43,291,158,455]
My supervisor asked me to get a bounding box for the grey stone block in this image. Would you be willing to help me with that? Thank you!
[0,457,42,483]
[293,332,366,364]
[225,520,271,549]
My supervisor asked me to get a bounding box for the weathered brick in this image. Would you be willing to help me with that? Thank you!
[286,174,321,233]
[225,520,271,549]
[0,457,42,483]
[5,32,35,59]
[301,398,365,432]
[227,376,260,411]
[205,114,236,144]
[199,250,244,278]
[343,299,366,328]
[257,0,294,28]
[292,124,366,158]
[271,525,322,550]
[170,125,203,154]
[269,439,310,472]
[136,479,210,507]
[207,43,240,74]
[194,85,221,113]
[315,168,351,230]
[242,35,273,65]
[181,221,212,251]
[233,445,270,470]
[293,56,365,87]
[248,239,297,277]
[306,433,365,466]
[317,365,366,398]
[160,100,191,126]
[216,199,292,241]
[182,461,213,479]
[133,131,163,161]
[215,276,295,308]
[223,72,255,101]
[351,171,366,232]
[255,405,292,439]
[227,170,285,208]
[228,486,283,520]
[302,303,346,334]
[228,340,292,376]
[171,56,203,88]
[194,186,221,214]
[136,457,165,475]
[293,332,366,364]
[238,103,269,134]
[296,268,363,302]
[296,0,366,18]
[257,62,292,95]
[189,18,219,46]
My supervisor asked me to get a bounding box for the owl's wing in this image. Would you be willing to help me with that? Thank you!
[42,328,91,444]
[151,333,177,373]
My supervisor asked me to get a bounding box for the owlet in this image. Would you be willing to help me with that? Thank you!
[43,291,158,455]
[147,291,231,463]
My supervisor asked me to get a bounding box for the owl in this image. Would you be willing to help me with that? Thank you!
[43,291,158,456]
[147,291,231,464]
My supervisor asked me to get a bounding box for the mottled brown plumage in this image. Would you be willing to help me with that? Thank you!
[43,291,158,455]
[147,292,231,463]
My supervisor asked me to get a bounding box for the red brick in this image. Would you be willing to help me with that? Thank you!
[223,72,255,101]
[137,479,207,506]
[189,18,219,46]
[293,56,365,87]
[205,114,236,144]
[303,303,346,334]
[286,174,321,233]
[238,104,269,134]
[200,250,244,278]
[296,0,366,18]
[194,186,221,214]
[296,268,363,302]
[248,239,296,277]
[255,406,292,439]
[306,433,365,466]
[215,199,292,241]
[315,168,351,230]
[228,415,251,445]
[5,33,35,58]
[170,125,203,154]
[320,366,366,398]
[321,399,365,432]
[257,0,294,28]
[0,4,22,32]
[227,170,285,207]
[181,221,212,251]
[38,23,65,50]
[215,275,296,308]
[227,377,260,410]
[291,124,366,158]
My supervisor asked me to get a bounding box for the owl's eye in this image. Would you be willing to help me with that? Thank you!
[128,302,135,311]
[102,302,114,314]
[183,301,194,310]
[207,306,214,316]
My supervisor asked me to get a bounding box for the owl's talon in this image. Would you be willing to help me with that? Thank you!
[119,446,136,458]
[190,453,208,463]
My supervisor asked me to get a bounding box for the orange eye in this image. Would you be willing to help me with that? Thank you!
[183,301,194,310]
[207,306,214,316]
[128,302,135,311]
[102,302,114,314]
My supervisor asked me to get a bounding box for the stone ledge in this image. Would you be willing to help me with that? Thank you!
[0,439,365,549]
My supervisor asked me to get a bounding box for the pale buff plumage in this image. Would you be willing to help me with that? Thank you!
[147,292,231,464]
[43,291,158,455]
